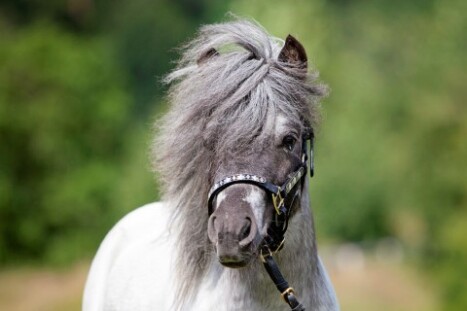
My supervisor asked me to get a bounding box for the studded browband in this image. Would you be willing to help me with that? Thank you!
[207,167,306,216]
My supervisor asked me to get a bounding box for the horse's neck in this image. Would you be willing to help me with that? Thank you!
[187,182,338,310]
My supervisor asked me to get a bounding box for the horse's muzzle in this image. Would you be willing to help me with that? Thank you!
[207,190,258,268]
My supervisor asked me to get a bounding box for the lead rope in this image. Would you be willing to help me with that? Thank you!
[260,190,305,311]
[261,253,306,311]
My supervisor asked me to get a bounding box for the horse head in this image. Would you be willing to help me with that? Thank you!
[205,35,312,268]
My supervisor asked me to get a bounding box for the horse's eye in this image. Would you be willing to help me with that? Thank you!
[282,135,297,151]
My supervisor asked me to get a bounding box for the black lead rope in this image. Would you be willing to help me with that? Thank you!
[261,253,305,311]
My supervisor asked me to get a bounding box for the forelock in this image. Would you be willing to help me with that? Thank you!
[162,19,324,152]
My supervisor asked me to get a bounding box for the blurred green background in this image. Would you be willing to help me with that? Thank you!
[0,0,465,310]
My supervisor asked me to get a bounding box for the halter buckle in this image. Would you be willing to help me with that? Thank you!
[276,238,285,252]
[259,248,271,263]
[281,287,296,302]
[271,190,284,215]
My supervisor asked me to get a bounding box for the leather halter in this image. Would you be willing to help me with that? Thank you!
[207,130,314,311]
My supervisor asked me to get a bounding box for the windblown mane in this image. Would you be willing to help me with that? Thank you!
[151,18,325,307]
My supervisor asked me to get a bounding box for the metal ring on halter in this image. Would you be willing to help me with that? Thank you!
[281,287,296,302]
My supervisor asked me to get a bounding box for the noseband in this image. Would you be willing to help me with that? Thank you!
[207,130,314,311]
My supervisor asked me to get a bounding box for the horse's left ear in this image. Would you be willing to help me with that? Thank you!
[278,35,307,69]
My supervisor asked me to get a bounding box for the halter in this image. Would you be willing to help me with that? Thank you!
[207,130,314,311]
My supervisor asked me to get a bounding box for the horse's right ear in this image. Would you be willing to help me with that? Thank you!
[197,48,219,65]
[278,35,307,69]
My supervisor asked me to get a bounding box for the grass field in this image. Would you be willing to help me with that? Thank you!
[0,249,439,311]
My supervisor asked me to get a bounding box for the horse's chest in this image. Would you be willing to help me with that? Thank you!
[191,289,255,311]
[190,269,286,311]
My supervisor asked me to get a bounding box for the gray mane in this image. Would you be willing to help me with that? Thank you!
[151,18,326,308]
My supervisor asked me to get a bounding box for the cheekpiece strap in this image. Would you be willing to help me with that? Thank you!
[309,137,315,177]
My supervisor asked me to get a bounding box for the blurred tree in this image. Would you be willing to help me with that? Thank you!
[0,24,132,264]
[0,0,230,118]
[101,0,231,116]
[0,0,97,31]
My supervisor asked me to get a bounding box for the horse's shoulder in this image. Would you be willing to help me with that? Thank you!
[111,201,170,237]
[93,201,174,262]
[83,201,173,311]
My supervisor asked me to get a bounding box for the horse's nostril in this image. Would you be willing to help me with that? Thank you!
[207,215,218,244]
[239,217,256,248]
[240,218,251,240]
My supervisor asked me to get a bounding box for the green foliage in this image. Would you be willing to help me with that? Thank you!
[0,24,133,264]
[103,0,231,115]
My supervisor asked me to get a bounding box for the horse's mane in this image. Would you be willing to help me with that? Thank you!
[151,18,326,308]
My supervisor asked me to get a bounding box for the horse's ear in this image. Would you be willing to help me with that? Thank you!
[197,48,219,65]
[278,35,307,69]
